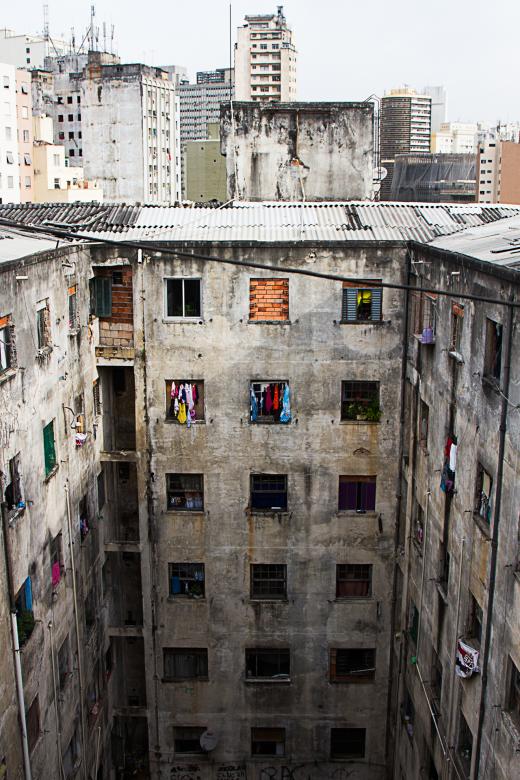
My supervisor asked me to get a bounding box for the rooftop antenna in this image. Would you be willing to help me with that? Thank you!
[43,3,49,41]
[110,24,114,54]
[103,21,106,53]
[89,4,95,51]
[71,27,75,54]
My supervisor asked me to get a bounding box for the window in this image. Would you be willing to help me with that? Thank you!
[251,564,287,599]
[467,593,483,644]
[341,281,382,322]
[166,474,203,511]
[163,648,208,680]
[330,648,376,682]
[249,278,289,321]
[414,501,425,547]
[250,381,290,423]
[67,95,73,104]
[166,380,204,422]
[450,303,464,355]
[15,577,34,645]
[484,318,502,382]
[338,476,376,512]
[409,601,419,644]
[43,420,57,477]
[23,129,29,142]
[3,76,9,88]
[431,649,443,712]
[54,178,61,189]
[24,176,31,188]
[474,464,492,524]
[58,114,63,122]
[419,399,429,449]
[3,453,23,513]
[68,285,78,330]
[246,649,290,680]
[57,636,70,689]
[330,728,366,759]
[251,474,287,511]
[401,687,415,737]
[5,126,11,140]
[174,727,205,754]
[36,300,52,349]
[507,658,520,724]
[165,278,201,318]
[336,564,372,598]
[53,153,60,166]
[5,151,14,164]
[341,381,380,421]
[67,113,73,121]
[50,532,63,587]
[457,713,473,777]
[0,314,16,372]
[251,728,285,756]
[7,175,13,188]
[412,292,437,343]
[169,563,205,597]
[84,587,96,632]
[89,276,112,317]
[97,467,105,510]
[26,695,40,753]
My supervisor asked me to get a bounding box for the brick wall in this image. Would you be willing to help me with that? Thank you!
[97,267,134,347]
[249,278,289,321]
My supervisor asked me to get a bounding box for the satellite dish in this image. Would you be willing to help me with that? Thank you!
[373,166,388,181]
[200,730,218,752]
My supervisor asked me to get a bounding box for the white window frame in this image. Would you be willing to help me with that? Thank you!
[163,277,202,321]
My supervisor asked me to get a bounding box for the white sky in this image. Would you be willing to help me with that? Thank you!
[3,0,519,123]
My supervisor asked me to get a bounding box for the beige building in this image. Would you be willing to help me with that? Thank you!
[16,69,33,203]
[432,122,477,155]
[235,6,297,102]
[33,115,103,203]
[478,139,520,204]
[184,123,227,202]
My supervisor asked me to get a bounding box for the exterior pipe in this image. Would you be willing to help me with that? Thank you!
[49,620,66,780]
[473,295,515,779]
[1,501,32,780]
[444,537,465,780]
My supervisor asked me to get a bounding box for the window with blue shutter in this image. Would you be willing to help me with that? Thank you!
[342,281,382,322]
[89,276,112,317]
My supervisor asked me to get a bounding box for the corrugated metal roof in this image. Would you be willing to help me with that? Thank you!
[0,201,520,249]
[0,230,57,264]
[428,214,520,269]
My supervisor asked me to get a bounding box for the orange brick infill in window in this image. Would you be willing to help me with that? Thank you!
[249,278,289,321]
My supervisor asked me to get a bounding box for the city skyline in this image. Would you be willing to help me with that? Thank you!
[2,0,518,124]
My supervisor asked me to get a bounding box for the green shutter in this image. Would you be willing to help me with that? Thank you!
[43,421,56,476]
[90,277,112,317]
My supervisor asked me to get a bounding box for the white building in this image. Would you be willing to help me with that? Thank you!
[235,6,297,102]
[0,62,20,204]
[432,121,478,154]
[422,85,446,133]
[0,28,68,69]
[82,62,181,204]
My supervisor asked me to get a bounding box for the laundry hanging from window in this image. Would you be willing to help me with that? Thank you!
[250,381,291,423]
[440,435,457,495]
[168,381,201,427]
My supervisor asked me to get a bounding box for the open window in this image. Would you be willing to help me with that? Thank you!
[89,276,112,317]
[507,657,520,725]
[166,474,204,511]
[173,727,206,754]
[50,532,64,588]
[250,564,287,599]
[245,648,290,681]
[336,564,372,599]
[330,728,366,759]
[164,278,201,319]
[467,593,483,644]
[449,302,464,358]
[330,648,376,683]
[419,399,429,450]
[338,476,376,512]
[163,648,208,680]
[341,281,382,323]
[250,474,287,511]
[251,727,285,756]
[166,381,204,423]
[15,577,35,646]
[250,381,291,423]
[169,563,205,598]
[0,314,16,372]
[68,284,78,331]
[3,453,23,515]
[483,318,502,382]
[26,695,40,753]
[36,299,52,350]
[412,291,437,344]
[341,381,380,421]
[474,464,492,524]
[456,713,473,778]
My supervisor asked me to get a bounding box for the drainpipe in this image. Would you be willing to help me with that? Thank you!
[444,537,465,780]
[0,502,32,780]
[64,480,88,780]
[472,295,515,779]
[49,620,66,780]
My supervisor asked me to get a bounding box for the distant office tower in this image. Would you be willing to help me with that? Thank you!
[0,27,69,69]
[477,139,520,204]
[432,122,477,155]
[391,153,476,202]
[179,68,233,144]
[422,85,446,133]
[380,88,432,200]
[0,63,20,204]
[235,6,297,102]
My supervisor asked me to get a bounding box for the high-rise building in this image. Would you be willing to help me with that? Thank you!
[478,139,520,204]
[422,85,446,133]
[234,6,297,102]
[0,28,69,69]
[0,63,20,204]
[16,68,34,202]
[432,122,478,155]
[380,87,432,200]
[179,68,233,144]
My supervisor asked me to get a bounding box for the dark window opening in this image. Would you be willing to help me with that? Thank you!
[3,452,22,512]
[251,727,285,756]
[330,648,376,682]
[341,381,380,421]
[0,318,16,372]
[251,474,287,511]
[330,727,366,759]
[169,563,205,597]
[450,303,464,354]
[174,727,205,754]
[338,476,376,512]
[419,399,429,449]
[508,658,520,724]
[166,473,203,511]
[26,695,40,753]
[251,564,287,599]
[246,648,290,680]
[58,636,70,689]
[68,286,77,330]
[484,318,502,382]
[15,577,34,645]
[457,713,473,777]
[467,594,483,644]
[36,303,51,349]
[163,648,208,680]
[165,278,201,318]
[50,532,63,587]
[409,601,419,645]
[474,464,492,524]
[336,564,372,599]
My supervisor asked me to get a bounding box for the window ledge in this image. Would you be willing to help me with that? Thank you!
[338,319,386,326]
[250,420,291,426]
[336,510,378,517]
[473,512,492,539]
[249,598,288,604]
[448,350,464,364]
[44,465,59,483]
[247,320,291,325]
[166,510,205,517]
[162,318,205,325]
[339,419,380,425]
[249,510,289,518]
[167,595,206,602]
[334,597,373,603]
[162,677,209,683]
[244,677,291,684]
[330,677,375,685]
[0,367,16,385]
[164,418,206,425]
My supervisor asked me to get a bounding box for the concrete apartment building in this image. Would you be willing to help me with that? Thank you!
[179,69,234,145]
[380,88,432,200]
[0,28,69,69]
[0,63,20,204]
[0,200,519,780]
[422,86,446,134]
[390,218,520,780]
[431,122,478,155]
[15,69,34,202]
[235,7,297,103]
[220,102,374,201]
[477,140,520,204]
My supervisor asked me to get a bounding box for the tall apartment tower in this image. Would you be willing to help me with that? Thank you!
[235,6,297,102]
[179,68,234,144]
[380,88,432,200]
[0,62,20,204]
[477,139,520,204]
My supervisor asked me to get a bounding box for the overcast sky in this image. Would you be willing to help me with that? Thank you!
[3,0,519,123]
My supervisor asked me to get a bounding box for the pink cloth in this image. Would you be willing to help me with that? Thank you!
[52,562,61,587]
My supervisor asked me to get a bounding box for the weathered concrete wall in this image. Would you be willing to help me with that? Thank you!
[391,249,520,780]
[221,103,374,201]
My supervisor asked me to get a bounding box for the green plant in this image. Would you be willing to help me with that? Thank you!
[17,609,35,646]
[365,401,382,422]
